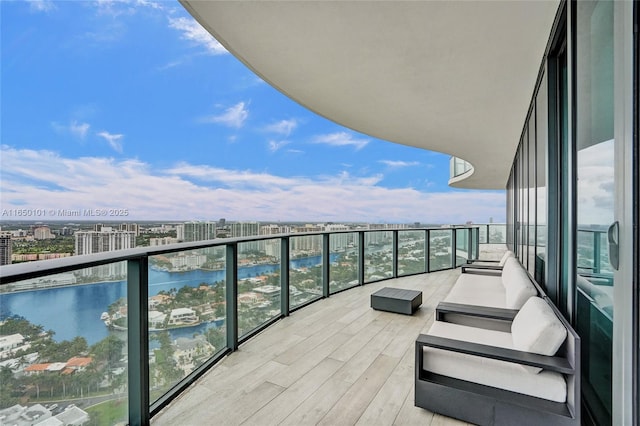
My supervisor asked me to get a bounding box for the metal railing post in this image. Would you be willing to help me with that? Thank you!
[281,237,290,316]
[593,231,601,274]
[451,229,457,268]
[226,244,238,351]
[425,230,431,273]
[392,230,398,278]
[358,232,365,285]
[127,257,149,426]
[322,233,330,297]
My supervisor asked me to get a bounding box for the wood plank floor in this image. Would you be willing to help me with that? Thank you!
[152,268,476,426]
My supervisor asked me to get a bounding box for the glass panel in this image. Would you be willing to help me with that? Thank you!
[521,132,529,269]
[329,233,359,293]
[478,225,488,244]
[0,264,129,424]
[536,73,548,287]
[488,224,507,244]
[577,230,598,273]
[397,230,426,276]
[455,229,469,267]
[450,157,472,177]
[364,231,393,282]
[429,229,452,271]
[148,247,226,402]
[289,236,323,309]
[575,1,615,423]
[507,173,515,247]
[237,240,281,338]
[528,116,537,275]
[518,149,525,261]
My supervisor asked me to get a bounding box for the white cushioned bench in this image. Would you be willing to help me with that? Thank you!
[462,249,514,273]
[444,257,537,310]
[415,297,580,426]
[438,257,539,332]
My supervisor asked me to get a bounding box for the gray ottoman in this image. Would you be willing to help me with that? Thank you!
[371,287,422,315]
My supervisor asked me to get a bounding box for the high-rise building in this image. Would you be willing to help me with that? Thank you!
[228,222,260,238]
[75,230,136,256]
[0,233,12,266]
[33,226,55,240]
[74,230,136,277]
[149,237,180,246]
[176,221,217,243]
[120,223,140,236]
[229,222,261,252]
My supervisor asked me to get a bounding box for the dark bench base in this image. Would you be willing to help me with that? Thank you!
[415,371,578,426]
[371,287,422,315]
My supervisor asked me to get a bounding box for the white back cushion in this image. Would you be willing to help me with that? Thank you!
[499,250,515,266]
[501,257,522,288]
[501,258,537,308]
[511,297,567,373]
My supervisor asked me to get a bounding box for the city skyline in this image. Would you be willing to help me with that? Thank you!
[1,1,505,224]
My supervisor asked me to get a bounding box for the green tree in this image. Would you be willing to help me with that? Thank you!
[91,335,125,365]
[0,367,19,409]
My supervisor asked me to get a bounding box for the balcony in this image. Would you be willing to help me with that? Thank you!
[153,270,463,426]
[448,157,474,187]
[0,225,510,425]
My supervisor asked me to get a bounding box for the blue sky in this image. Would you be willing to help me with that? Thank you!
[1,0,505,224]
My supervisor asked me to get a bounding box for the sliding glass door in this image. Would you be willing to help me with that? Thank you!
[574,1,615,423]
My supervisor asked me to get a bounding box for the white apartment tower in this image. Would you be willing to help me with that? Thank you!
[33,226,55,240]
[75,230,137,256]
[177,221,217,242]
[74,230,136,277]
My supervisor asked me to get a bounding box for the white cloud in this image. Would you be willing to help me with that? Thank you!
[0,147,506,223]
[168,17,228,55]
[265,119,298,136]
[312,132,369,150]
[205,102,249,129]
[134,0,163,10]
[379,160,420,168]
[52,121,91,140]
[97,131,124,153]
[157,60,182,71]
[268,140,290,152]
[27,0,56,12]
[167,163,297,188]
[576,139,615,225]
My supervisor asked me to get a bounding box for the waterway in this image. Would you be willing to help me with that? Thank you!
[0,255,335,345]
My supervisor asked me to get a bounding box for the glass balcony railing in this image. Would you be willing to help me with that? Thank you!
[475,223,507,244]
[576,228,612,277]
[449,156,473,179]
[0,226,480,425]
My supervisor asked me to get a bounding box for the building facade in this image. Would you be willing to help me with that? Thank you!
[32,226,54,240]
[177,221,217,243]
[504,2,637,424]
[74,229,136,277]
[0,233,11,265]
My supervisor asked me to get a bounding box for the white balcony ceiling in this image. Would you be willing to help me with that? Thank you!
[180,1,559,189]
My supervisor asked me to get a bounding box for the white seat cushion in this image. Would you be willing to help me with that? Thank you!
[443,273,506,308]
[423,321,567,402]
